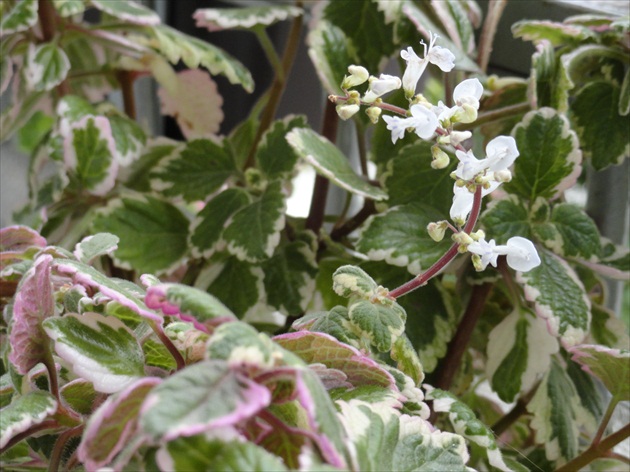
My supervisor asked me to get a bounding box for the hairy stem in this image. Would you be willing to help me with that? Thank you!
[48,425,83,472]
[432,282,493,391]
[306,99,339,234]
[116,70,137,120]
[477,0,508,73]
[245,6,303,169]
[555,423,630,472]
[152,323,185,370]
[389,185,483,298]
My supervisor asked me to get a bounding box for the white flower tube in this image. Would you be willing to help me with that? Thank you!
[468,236,541,272]
[363,74,402,103]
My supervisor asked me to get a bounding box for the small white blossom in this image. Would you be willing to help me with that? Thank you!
[342,65,369,89]
[363,74,401,103]
[433,78,484,125]
[382,105,438,144]
[449,180,500,224]
[382,115,411,144]
[336,103,360,120]
[453,78,484,110]
[454,135,519,181]
[401,32,455,98]
[468,236,541,272]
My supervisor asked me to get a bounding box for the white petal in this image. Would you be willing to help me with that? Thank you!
[409,105,439,139]
[383,115,412,144]
[505,237,541,272]
[485,135,519,172]
[450,185,474,222]
[427,45,455,72]
[453,78,484,104]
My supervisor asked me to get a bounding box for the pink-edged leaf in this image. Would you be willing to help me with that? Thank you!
[54,258,162,323]
[73,233,119,265]
[60,379,98,415]
[139,359,271,441]
[77,377,161,470]
[145,283,236,331]
[569,344,630,400]
[8,254,55,374]
[0,391,57,450]
[0,225,47,267]
[90,0,160,25]
[158,69,223,140]
[309,363,352,390]
[274,331,396,389]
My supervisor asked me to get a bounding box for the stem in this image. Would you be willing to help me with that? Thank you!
[389,186,483,298]
[432,282,493,391]
[0,280,18,298]
[116,70,137,120]
[305,99,339,234]
[253,26,284,81]
[555,423,630,472]
[491,384,539,435]
[477,0,508,73]
[330,94,408,116]
[593,395,620,446]
[42,350,60,403]
[152,323,185,370]
[244,6,303,169]
[330,199,375,241]
[48,425,83,472]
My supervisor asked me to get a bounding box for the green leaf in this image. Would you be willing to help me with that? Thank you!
[486,310,559,403]
[518,250,591,348]
[125,140,180,192]
[0,0,38,35]
[293,306,360,348]
[431,0,475,55]
[384,141,457,216]
[535,203,601,260]
[356,203,452,275]
[107,114,147,166]
[286,128,387,201]
[566,357,604,432]
[53,0,85,17]
[512,19,594,46]
[530,40,560,109]
[570,80,630,170]
[78,377,160,470]
[570,345,630,401]
[223,181,285,262]
[256,115,307,180]
[507,108,582,201]
[306,19,353,94]
[150,25,254,92]
[91,0,160,25]
[57,94,96,122]
[193,5,302,30]
[73,233,119,265]
[63,115,118,196]
[262,240,318,315]
[25,42,71,92]
[150,138,236,202]
[92,194,189,274]
[324,0,395,72]
[139,359,271,441]
[348,299,406,352]
[527,359,585,463]
[428,388,511,471]
[143,338,177,370]
[0,391,57,449]
[390,334,424,385]
[159,437,288,471]
[481,194,531,244]
[43,312,145,393]
[392,432,469,471]
[189,188,251,259]
[332,264,378,299]
[589,304,630,349]
[17,110,54,154]
[204,256,264,319]
[620,68,630,116]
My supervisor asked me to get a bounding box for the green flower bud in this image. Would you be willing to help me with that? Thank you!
[365,106,382,124]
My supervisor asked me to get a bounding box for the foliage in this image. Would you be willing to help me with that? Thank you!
[0,1,628,471]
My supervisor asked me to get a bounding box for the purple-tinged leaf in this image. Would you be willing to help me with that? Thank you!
[274,331,396,389]
[309,363,352,390]
[77,377,160,470]
[517,250,591,348]
[145,283,236,331]
[63,115,118,196]
[54,258,162,323]
[73,233,119,265]
[8,254,55,375]
[569,344,630,400]
[139,360,271,441]
[0,54,12,96]
[60,379,98,415]
[578,238,630,280]
[158,69,223,140]
[0,226,47,253]
[0,391,57,449]
[90,0,160,25]
[43,312,145,394]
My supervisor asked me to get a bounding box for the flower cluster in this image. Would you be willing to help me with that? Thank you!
[333,33,540,274]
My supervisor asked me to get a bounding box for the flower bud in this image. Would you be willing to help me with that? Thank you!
[471,254,484,271]
[366,106,382,124]
[452,103,478,124]
[452,231,473,247]
[449,130,472,147]
[470,229,485,241]
[336,103,360,120]
[427,221,448,242]
[431,146,450,169]
[494,169,512,182]
[342,65,369,89]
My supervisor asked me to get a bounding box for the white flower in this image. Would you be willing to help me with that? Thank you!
[401,32,455,97]
[454,135,519,181]
[449,181,500,224]
[433,78,484,125]
[453,78,483,109]
[468,236,541,272]
[363,74,401,103]
[454,149,486,181]
[382,105,438,144]
[342,65,369,89]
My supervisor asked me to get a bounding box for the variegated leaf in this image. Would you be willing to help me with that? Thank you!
[193,5,302,31]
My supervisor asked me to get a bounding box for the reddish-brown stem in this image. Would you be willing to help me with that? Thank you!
[555,423,630,472]
[389,185,483,299]
[116,70,137,120]
[48,425,84,472]
[152,323,185,370]
[0,280,18,298]
[330,199,375,241]
[477,0,508,73]
[306,99,339,234]
[330,94,408,116]
[432,282,493,392]
[491,382,539,436]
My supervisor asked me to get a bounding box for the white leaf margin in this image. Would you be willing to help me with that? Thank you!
[193,5,303,32]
